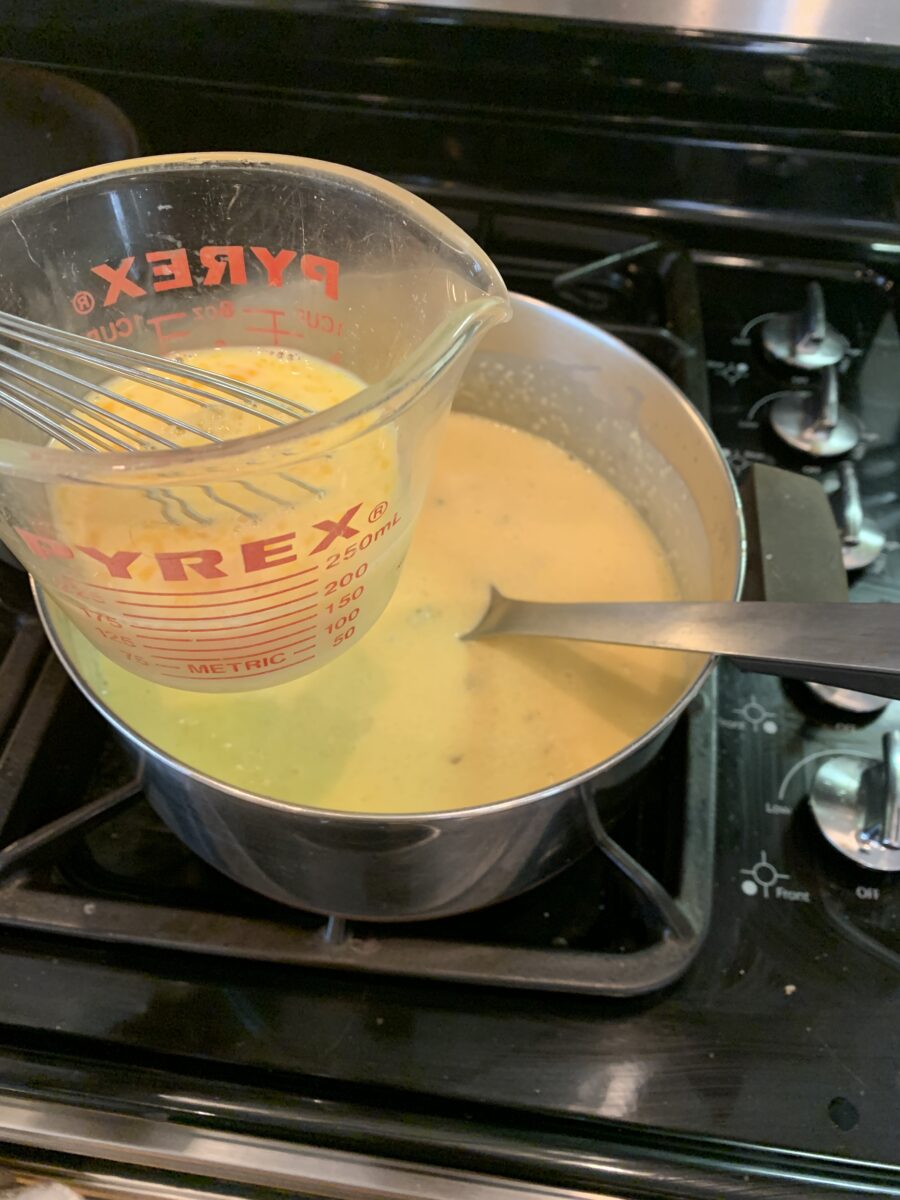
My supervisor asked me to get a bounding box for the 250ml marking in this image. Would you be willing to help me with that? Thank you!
[324,512,401,567]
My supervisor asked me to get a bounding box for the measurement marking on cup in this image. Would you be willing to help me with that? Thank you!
[148,623,317,650]
[77,565,319,597]
[148,627,317,656]
[139,613,319,646]
[150,634,316,663]
[159,653,316,681]
[130,603,319,633]
[241,306,303,347]
[120,592,317,622]
[121,580,317,609]
[146,635,316,658]
[153,632,317,662]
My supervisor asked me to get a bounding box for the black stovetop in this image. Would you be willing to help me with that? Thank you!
[1,7,900,1197]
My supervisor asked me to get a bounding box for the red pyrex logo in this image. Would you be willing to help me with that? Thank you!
[310,503,361,553]
[88,245,340,308]
[14,505,366,582]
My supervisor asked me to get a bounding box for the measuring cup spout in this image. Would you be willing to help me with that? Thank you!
[418,294,512,384]
[457,295,513,341]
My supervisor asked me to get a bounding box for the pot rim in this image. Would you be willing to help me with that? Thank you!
[33,294,746,824]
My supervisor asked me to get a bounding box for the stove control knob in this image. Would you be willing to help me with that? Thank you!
[810,730,900,870]
[828,461,885,571]
[769,364,860,458]
[802,680,890,717]
[761,281,849,370]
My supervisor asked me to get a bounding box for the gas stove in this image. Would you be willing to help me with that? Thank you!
[1,4,900,1198]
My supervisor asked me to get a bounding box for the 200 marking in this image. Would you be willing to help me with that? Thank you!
[323,564,368,594]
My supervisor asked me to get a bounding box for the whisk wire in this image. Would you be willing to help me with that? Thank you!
[0,382,98,451]
[2,332,290,432]
[0,309,328,520]
[0,349,184,448]
[0,312,316,421]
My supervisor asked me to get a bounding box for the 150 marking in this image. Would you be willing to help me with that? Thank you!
[324,583,365,612]
[322,565,367,645]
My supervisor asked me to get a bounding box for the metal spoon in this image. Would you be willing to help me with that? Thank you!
[462,588,900,700]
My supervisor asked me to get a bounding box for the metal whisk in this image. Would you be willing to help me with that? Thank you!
[0,311,324,522]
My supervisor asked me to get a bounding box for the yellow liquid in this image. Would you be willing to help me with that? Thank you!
[88,346,364,443]
[47,348,409,689]
[54,347,385,578]
[59,411,692,813]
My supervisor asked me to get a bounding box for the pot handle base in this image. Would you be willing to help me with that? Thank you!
[739,462,847,603]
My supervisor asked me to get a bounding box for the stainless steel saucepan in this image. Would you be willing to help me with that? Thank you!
[35,294,746,920]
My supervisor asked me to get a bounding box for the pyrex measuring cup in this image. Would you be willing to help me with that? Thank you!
[0,152,509,691]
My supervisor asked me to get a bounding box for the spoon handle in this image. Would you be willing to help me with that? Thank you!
[466,592,900,700]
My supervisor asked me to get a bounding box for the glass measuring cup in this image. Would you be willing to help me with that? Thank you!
[0,152,509,691]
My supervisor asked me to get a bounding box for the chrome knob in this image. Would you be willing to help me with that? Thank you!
[769,365,860,458]
[803,466,887,709]
[810,730,900,870]
[761,281,849,370]
[827,461,885,571]
[802,681,890,717]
